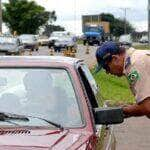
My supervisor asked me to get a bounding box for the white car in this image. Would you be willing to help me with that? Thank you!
[119,34,132,47]
[19,34,39,51]
[38,36,49,46]
[0,36,24,55]
[139,36,148,43]
[48,31,77,52]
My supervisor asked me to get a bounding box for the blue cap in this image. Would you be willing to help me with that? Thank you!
[95,42,120,72]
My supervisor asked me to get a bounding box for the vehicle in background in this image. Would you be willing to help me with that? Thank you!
[0,56,124,149]
[38,35,49,46]
[0,36,24,55]
[82,15,110,46]
[119,34,132,47]
[139,35,148,43]
[19,34,39,51]
[48,31,68,48]
[48,31,77,52]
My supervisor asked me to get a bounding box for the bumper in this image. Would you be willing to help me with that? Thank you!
[40,41,49,45]
[24,45,35,49]
[0,49,19,54]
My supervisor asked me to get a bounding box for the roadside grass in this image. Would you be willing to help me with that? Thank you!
[77,39,83,45]
[92,70,135,149]
[92,70,135,106]
[133,45,150,50]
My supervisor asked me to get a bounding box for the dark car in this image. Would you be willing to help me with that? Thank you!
[0,56,124,149]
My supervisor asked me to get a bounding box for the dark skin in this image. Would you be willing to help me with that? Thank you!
[105,52,150,118]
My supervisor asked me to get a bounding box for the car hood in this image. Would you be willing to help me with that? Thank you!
[0,44,17,51]
[0,129,91,150]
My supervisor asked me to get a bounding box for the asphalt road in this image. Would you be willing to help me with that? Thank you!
[22,45,98,68]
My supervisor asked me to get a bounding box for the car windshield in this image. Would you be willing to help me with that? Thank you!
[20,35,35,41]
[0,37,17,44]
[88,27,99,32]
[0,68,83,128]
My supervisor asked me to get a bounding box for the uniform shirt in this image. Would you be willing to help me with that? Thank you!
[123,49,150,104]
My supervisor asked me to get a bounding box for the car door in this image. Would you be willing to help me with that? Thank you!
[77,63,116,150]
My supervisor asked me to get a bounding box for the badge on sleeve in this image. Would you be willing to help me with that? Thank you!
[127,70,140,84]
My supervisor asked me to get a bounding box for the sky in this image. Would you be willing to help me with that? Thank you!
[3,0,148,35]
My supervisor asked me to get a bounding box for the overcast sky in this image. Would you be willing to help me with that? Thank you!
[3,0,148,35]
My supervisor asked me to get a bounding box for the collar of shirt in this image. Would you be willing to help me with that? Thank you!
[123,48,136,75]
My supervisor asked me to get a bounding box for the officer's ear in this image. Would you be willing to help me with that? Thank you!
[111,55,120,61]
[112,55,121,64]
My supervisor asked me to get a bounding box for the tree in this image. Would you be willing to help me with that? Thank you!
[2,0,57,34]
[43,24,65,37]
[100,13,135,37]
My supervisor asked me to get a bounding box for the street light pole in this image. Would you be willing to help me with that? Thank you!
[148,0,150,46]
[0,0,2,33]
[120,8,129,34]
[124,8,127,34]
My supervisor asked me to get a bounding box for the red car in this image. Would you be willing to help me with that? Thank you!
[0,56,124,150]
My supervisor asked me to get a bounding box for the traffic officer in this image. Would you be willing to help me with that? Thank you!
[96,41,150,118]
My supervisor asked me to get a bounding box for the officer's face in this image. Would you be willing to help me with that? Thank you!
[106,54,125,76]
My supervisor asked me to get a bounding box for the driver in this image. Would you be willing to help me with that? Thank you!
[23,70,56,118]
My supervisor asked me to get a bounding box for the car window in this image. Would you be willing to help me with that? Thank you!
[20,35,35,41]
[0,68,83,128]
[80,64,98,95]
[0,37,17,44]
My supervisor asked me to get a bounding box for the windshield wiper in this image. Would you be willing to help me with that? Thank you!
[0,112,29,122]
[28,115,64,130]
[0,112,64,130]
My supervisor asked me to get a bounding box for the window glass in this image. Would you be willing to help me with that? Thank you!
[0,68,83,128]
[80,65,98,95]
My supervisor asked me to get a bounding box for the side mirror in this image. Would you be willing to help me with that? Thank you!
[94,107,124,125]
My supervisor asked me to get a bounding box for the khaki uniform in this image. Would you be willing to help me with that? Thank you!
[123,49,150,103]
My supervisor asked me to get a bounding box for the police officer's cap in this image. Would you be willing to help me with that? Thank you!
[95,41,125,72]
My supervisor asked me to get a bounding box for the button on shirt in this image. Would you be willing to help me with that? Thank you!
[123,49,150,103]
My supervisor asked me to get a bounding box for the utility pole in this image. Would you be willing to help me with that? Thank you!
[148,0,150,46]
[120,8,130,34]
[0,0,2,33]
[74,0,77,35]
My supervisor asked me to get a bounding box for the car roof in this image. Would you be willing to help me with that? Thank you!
[0,56,83,67]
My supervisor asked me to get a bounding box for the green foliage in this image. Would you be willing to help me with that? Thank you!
[93,70,135,105]
[133,45,150,50]
[3,0,56,34]
[43,24,65,37]
[100,13,135,37]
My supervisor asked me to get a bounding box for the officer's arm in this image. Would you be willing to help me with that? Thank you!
[123,97,150,118]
